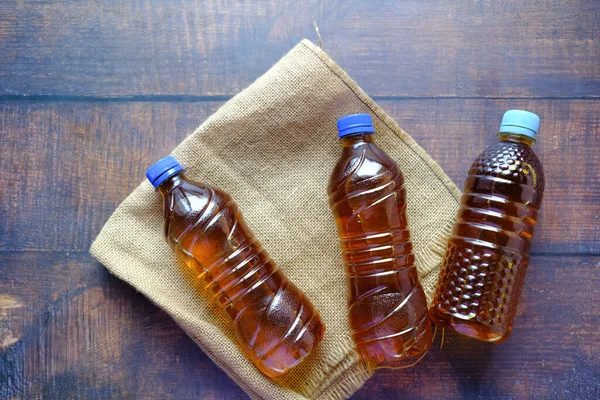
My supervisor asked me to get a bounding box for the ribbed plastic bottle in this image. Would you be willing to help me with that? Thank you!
[430,110,545,343]
[328,114,432,368]
[146,156,325,378]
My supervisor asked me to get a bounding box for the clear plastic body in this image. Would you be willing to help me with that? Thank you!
[158,173,325,377]
[430,133,545,343]
[328,133,432,368]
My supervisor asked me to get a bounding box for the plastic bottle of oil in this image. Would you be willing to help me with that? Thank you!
[146,156,325,378]
[430,110,545,343]
[328,114,432,368]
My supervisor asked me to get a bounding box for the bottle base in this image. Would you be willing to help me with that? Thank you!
[355,322,433,369]
[429,307,511,343]
[366,349,430,370]
[255,315,326,378]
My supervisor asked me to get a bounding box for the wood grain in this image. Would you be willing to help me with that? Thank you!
[1,1,599,398]
[1,100,598,254]
[0,252,597,398]
[381,99,600,255]
[0,251,247,400]
[0,0,599,98]
[352,255,600,400]
[0,101,223,251]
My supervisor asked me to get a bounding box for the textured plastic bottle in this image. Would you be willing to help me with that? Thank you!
[328,114,432,368]
[146,156,325,378]
[430,110,545,343]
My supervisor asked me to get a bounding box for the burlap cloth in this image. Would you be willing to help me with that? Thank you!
[90,39,461,399]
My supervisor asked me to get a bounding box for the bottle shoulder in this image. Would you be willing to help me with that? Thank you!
[163,179,234,235]
[469,141,545,191]
[328,143,401,194]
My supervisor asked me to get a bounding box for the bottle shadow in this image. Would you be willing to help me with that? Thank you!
[436,329,496,397]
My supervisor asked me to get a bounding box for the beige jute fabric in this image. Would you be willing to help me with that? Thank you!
[90,39,461,399]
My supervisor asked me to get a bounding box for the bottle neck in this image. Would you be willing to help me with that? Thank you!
[498,132,535,146]
[157,172,186,195]
[340,133,374,148]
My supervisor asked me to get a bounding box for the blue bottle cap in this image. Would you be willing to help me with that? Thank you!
[337,113,375,138]
[498,110,540,139]
[146,155,184,188]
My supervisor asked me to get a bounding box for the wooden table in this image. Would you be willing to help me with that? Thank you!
[1,1,599,399]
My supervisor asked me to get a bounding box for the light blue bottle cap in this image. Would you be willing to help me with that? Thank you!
[146,155,184,188]
[498,110,540,139]
[337,113,375,138]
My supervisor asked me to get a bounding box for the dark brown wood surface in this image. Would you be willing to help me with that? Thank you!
[1,0,600,99]
[1,1,598,399]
